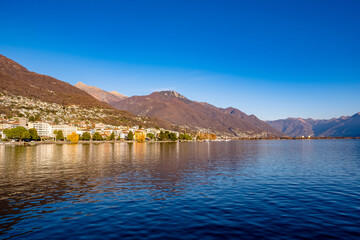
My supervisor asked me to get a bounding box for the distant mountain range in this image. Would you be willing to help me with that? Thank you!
[1,54,359,137]
[267,113,360,137]
[74,82,283,137]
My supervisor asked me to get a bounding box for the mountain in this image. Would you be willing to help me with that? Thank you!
[222,107,283,135]
[0,54,174,129]
[108,90,127,100]
[74,82,127,105]
[0,54,109,109]
[112,90,283,137]
[267,113,360,137]
[266,118,314,137]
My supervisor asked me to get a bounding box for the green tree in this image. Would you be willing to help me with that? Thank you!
[127,131,134,140]
[29,128,40,141]
[146,133,155,140]
[92,132,103,141]
[28,116,35,122]
[3,127,28,140]
[139,125,143,129]
[21,131,31,140]
[82,132,91,141]
[169,133,178,141]
[159,130,166,141]
[54,118,60,124]
[179,133,192,141]
[56,130,64,141]
[110,131,115,140]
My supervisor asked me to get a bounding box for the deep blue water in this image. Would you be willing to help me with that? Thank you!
[0,140,360,239]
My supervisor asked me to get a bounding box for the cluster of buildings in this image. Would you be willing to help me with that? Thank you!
[0,93,181,141]
[0,116,180,141]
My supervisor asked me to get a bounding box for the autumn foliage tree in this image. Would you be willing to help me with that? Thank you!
[196,132,216,140]
[210,134,217,140]
[137,133,146,142]
[67,132,79,143]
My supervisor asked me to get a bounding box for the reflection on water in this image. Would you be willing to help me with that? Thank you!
[1,141,360,239]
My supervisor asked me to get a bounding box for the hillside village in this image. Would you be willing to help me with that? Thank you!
[0,93,209,142]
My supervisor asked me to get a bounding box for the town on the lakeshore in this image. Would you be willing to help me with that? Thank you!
[0,93,219,143]
[0,115,190,143]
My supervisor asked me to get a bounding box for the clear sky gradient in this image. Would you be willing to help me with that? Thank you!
[1,0,359,120]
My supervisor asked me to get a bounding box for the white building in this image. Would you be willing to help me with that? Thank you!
[52,125,78,138]
[28,122,52,137]
[0,123,12,130]
[18,117,28,127]
[0,130,5,139]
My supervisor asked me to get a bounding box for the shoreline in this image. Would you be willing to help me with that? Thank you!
[1,137,359,146]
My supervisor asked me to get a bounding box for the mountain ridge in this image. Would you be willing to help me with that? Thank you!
[267,113,360,137]
[0,54,110,109]
[74,81,127,105]
[0,54,174,130]
[112,90,284,137]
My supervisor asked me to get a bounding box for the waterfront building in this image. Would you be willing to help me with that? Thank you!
[52,124,78,138]
[28,122,52,137]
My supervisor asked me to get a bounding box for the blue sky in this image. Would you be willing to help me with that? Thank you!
[1,0,359,120]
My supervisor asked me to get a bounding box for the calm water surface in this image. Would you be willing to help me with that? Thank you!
[0,140,360,239]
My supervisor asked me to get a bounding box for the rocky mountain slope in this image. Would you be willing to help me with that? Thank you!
[113,91,283,137]
[0,54,110,109]
[74,82,127,105]
[267,113,360,137]
[0,54,173,129]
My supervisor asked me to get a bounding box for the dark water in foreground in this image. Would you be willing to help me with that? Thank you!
[0,140,360,239]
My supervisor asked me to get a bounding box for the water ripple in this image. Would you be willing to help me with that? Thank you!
[0,140,360,239]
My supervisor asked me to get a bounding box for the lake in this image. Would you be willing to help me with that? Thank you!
[1,140,360,239]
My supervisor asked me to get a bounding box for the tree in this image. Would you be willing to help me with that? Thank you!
[169,133,178,141]
[67,132,79,143]
[21,131,31,141]
[147,133,155,140]
[92,132,103,141]
[29,128,40,141]
[159,130,166,141]
[3,127,28,140]
[28,116,35,122]
[137,134,146,142]
[110,131,115,140]
[210,134,217,140]
[54,118,60,124]
[139,125,143,129]
[56,130,64,141]
[82,132,91,141]
[179,133,192,141]
[127,131,134,140]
